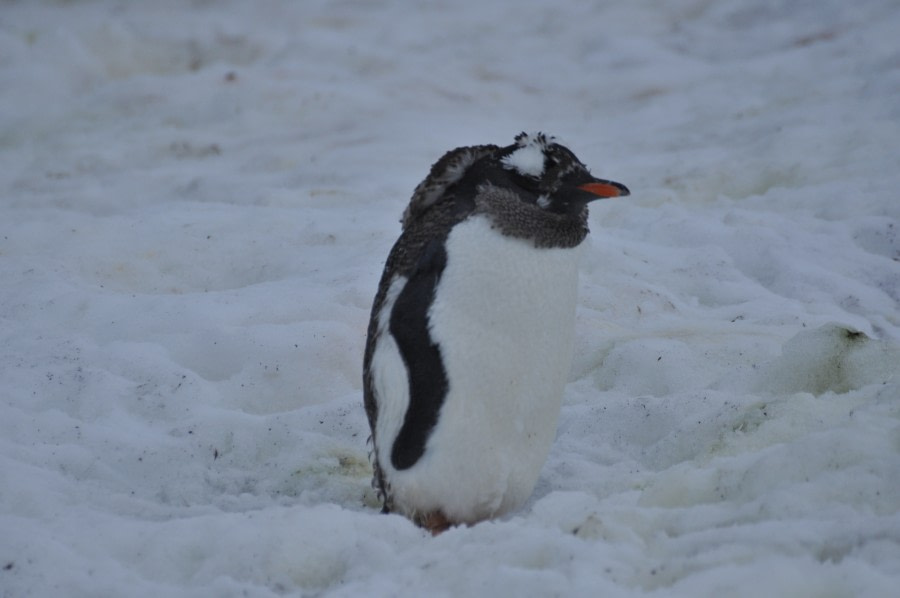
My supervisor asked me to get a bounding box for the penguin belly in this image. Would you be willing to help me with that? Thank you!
[387,215,581,524]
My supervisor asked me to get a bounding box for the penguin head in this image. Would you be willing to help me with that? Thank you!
[497,132,630,217]
[403,133,629,230]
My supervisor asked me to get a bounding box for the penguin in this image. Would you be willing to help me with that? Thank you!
[363,132,629,534]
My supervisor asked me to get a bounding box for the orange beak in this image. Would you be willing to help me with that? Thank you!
[577,180,630,198]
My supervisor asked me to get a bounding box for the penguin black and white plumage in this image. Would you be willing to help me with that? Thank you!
[363,132,629,534]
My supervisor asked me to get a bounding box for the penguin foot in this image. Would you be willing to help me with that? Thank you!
[417,511,454,536]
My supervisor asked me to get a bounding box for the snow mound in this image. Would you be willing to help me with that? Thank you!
[752,324,900,395]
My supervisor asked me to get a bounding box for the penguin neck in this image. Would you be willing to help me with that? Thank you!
[473,184,590,249]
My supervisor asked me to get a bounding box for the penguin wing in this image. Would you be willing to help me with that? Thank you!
[387,239,450,470]
[402,144,500,228]
[362,236,452,482]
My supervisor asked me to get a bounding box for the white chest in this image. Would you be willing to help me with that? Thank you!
[386,215,583,523]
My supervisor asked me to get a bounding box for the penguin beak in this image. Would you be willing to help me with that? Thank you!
[577,179,630,198]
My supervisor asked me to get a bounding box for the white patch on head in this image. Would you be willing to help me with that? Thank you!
[536,194,551,209]
[501,141,546,177]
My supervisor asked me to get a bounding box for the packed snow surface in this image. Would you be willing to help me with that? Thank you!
[2,1,899,596]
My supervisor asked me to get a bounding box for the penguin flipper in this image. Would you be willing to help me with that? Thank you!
[388,240,450,471]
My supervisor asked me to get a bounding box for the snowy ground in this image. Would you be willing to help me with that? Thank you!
[2,1,900,596]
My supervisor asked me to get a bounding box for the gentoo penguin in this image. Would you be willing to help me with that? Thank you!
[363,132,629,534]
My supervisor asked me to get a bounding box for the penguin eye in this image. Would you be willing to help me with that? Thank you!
[545,154,565,174]
[516,172,542,194]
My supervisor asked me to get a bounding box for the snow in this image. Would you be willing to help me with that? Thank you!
[1,0,899,596]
